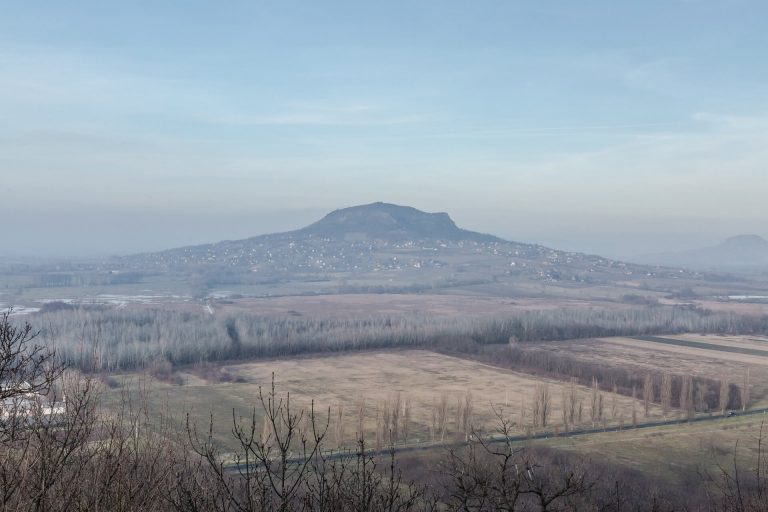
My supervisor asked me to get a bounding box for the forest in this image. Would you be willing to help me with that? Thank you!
[27,304,768,372]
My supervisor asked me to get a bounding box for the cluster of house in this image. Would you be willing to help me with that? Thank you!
[0,381,66,426]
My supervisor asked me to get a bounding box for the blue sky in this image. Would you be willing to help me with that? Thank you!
[1,0,767,257]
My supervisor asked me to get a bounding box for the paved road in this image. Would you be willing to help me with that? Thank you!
[226,407,768,471]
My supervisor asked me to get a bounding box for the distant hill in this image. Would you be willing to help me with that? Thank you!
[117,202,506,270]
[639,235,768,271]
[114,202,696,290]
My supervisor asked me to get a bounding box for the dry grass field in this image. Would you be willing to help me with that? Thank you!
[528,335,768,406]
[392,414,768,485]
[690,299,768,316]
[665,333,768,350]
[541,414,768,483]
[199,293,629,318]
[104,350,664,454]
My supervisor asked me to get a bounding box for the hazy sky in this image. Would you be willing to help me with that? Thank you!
[2,0,767,258]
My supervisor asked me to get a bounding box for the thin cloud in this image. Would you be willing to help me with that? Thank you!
[211,111,425,127]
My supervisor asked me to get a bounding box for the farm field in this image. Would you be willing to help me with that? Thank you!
[690,299,768,316]
[626,335,768,358]
[201,293,627,317]
[0,286,658,319]
[664,333,768,351]
[103,350,664,454]
[527,335,768,406]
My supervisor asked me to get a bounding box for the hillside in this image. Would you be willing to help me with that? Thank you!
[639,235,768,271]
[111,203,699,292]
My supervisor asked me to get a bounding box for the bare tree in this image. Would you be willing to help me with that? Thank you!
[661,373,672,418]
[335,403,345,447]
[375,402,382,450]
[520,398,527,431]
[0,311,63,443]
[184,374,444,511]
[391,392,401,444]
[643,373,653,418]
[262,409,274,449]
[568,378,578,425]
[598,393,604,427]
[590,377,599,427]
[0,313,183,511]
[80,380,180,512]
[356,397,365,443]
[741,368,751,412]
[679,375,689,419]
[0,373,100,511]
[577,399,583,424]
[696,381,708,415]
[402,396,412,444]
[438,393,448,442]
[442,409,592,512]
[680,374,694,420]
[461,392,473,439]
[702,421,768,512]
[533,383,551,429]
[188,374,330,512]
[560,384,570,432]
[430,398,437,442]
[454,396,463,436]
[719,378,730,416]
[381,398,391,446]
[631,385,637,427]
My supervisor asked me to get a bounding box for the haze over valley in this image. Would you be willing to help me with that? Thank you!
[3,1,768,510]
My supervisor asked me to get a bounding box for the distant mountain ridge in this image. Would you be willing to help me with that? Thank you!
[639,235,768,271]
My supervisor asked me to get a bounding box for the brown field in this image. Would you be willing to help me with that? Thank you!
[529,335,768,406]
[85,283,768,319]
[199,293,629,318]
[78,289,639,319]
[692,299,768,316]
[665,333,768,350]
[12,270,768,319]
[106,350,664,454]
[598,338,768,368]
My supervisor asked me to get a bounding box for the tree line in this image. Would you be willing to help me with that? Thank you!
[438,339,749,413]
[21,304,768,372]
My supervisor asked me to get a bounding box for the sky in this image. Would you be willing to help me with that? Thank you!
[1,0,767,259]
